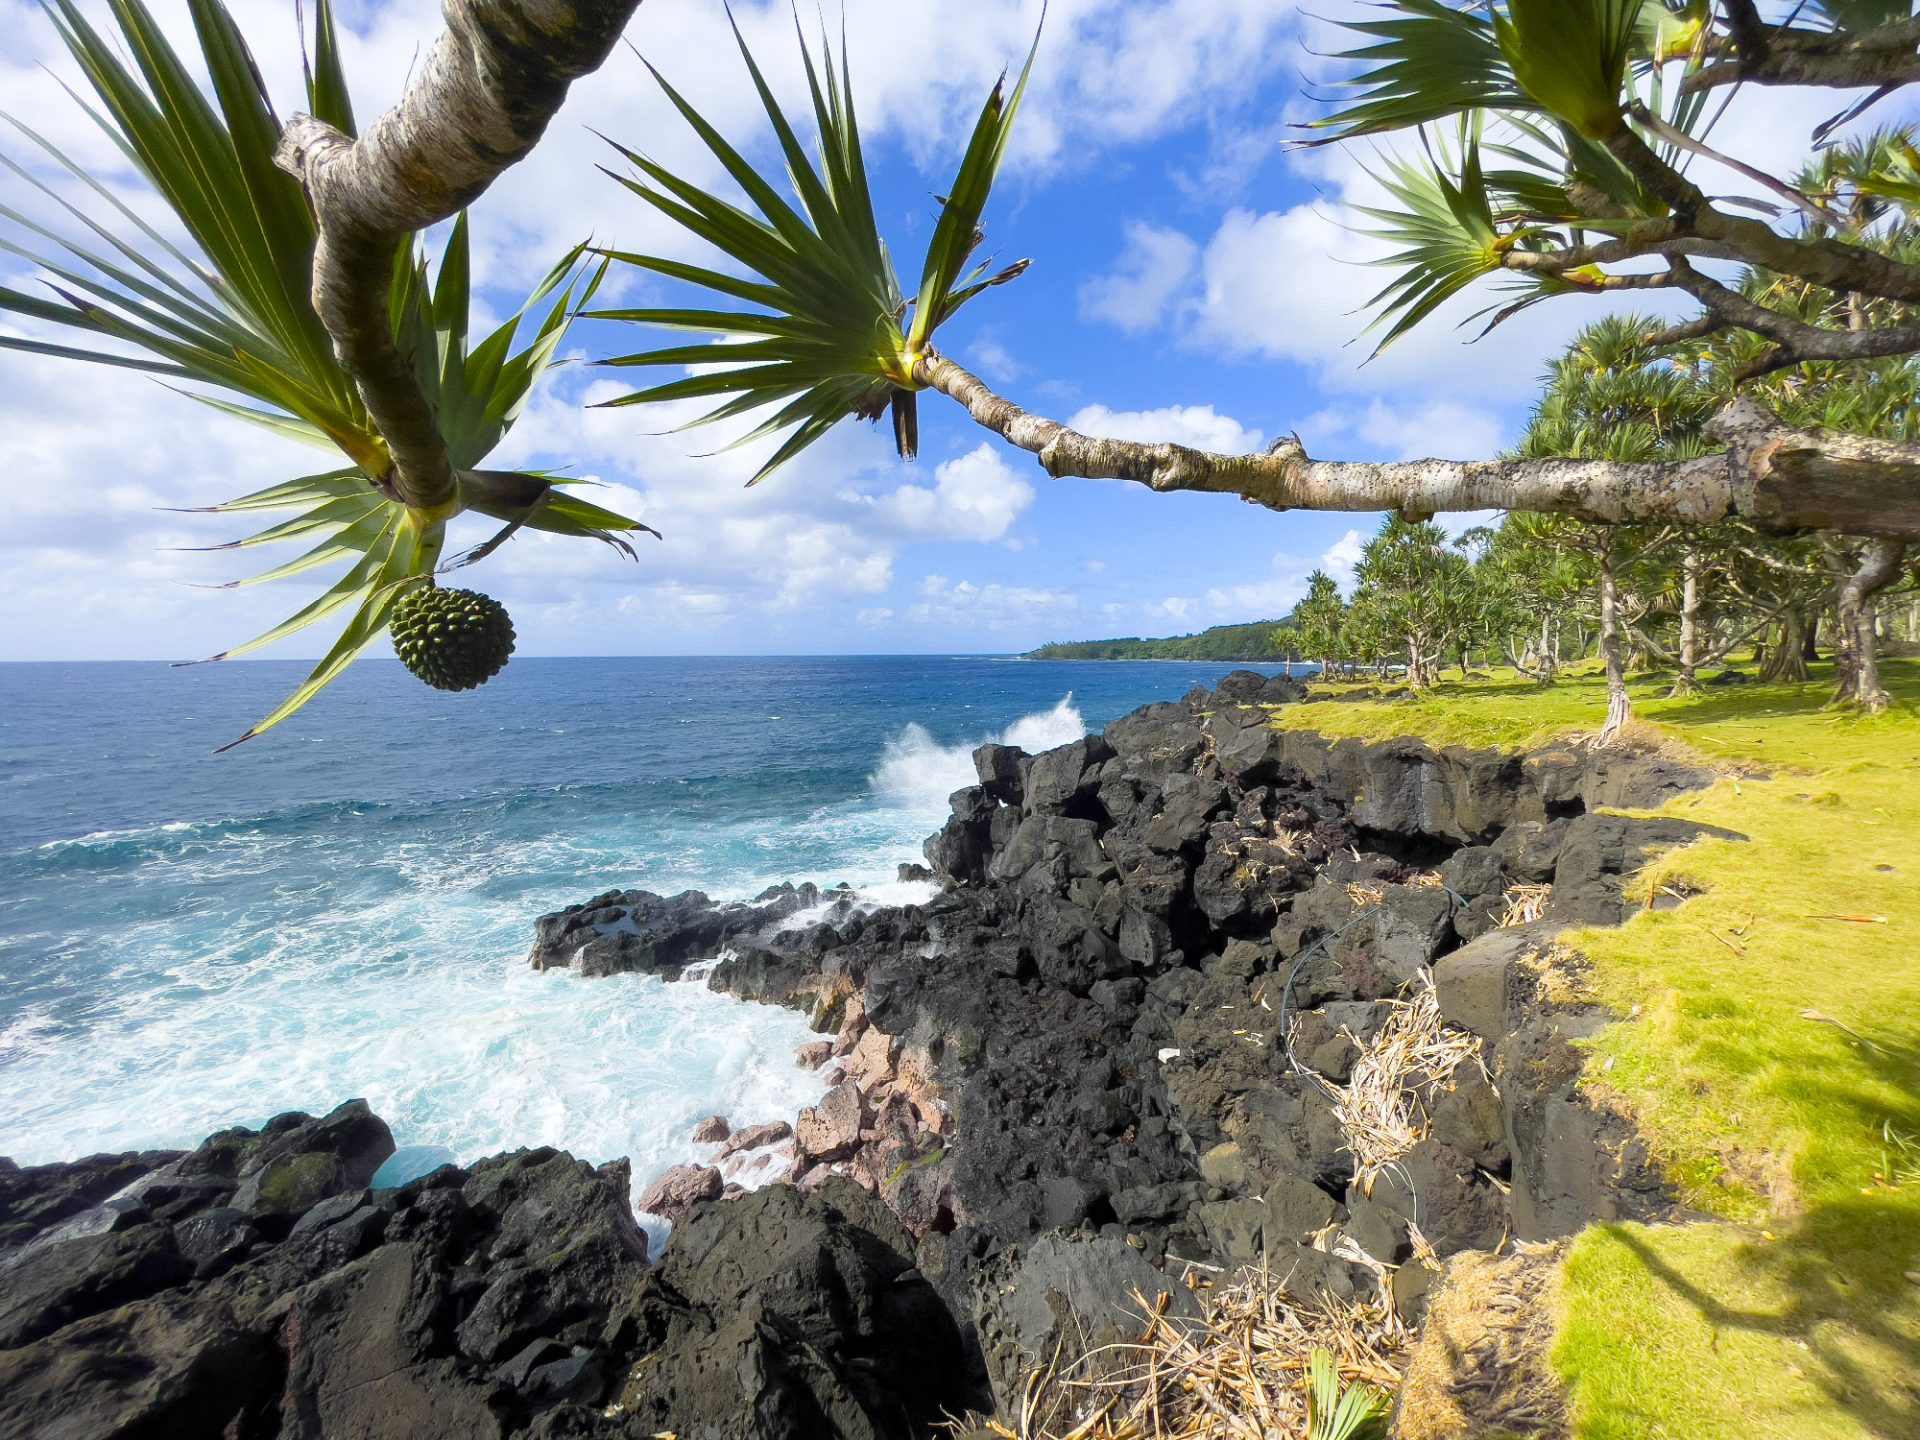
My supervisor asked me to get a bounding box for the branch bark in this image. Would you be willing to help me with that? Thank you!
[274,0,642,512]
[912,354,1920,540]
[1686,17,1920,93]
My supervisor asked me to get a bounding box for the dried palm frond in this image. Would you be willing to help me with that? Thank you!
[1500,883,1554,927]
[957,1265,1408,1440]
[1335,974,1486,1193]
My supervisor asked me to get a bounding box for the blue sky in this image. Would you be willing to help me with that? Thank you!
[0,0,1885,659]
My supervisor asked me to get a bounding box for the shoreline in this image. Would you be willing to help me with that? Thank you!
[0,671,1721,1438]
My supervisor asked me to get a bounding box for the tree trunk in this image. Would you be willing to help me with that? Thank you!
[1761,608,1811,683]
[1669,549,1702,697]
[1833,538,1907,711]
[1597,547,1634,745]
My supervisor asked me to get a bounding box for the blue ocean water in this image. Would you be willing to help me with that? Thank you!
[0,655,1295,1202]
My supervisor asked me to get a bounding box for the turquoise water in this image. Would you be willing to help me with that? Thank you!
[0,656,1294,1195]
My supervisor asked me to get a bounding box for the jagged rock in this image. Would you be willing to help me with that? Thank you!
[974,1233,1200,1415]
[1491,817,1571,883]
[620,1181,977,1439]
[719,1122,793,1158]
[1364,1139,1509,1257]
[795,1081,868,1164]
[1023,735,1114,816]
[0,1151,180,1251]
[690,1116,730,1144]
[1440,845,1504,898]
[638,1164,723,1220]
[974,743,1031,805]
[1496,1016,1673,1240]
[0,1221,190,1349]
[1428,1074,1510,1171]
[1552,814,1744,926]
[1432,921,1562,1042]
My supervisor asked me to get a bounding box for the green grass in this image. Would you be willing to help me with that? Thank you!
[1278,661,1920,1440]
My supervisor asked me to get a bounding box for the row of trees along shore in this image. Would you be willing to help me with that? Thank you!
[1280,127,1920,740]
[8,1,1920,744]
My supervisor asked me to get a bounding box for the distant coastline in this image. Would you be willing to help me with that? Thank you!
[1022,618,1297,663]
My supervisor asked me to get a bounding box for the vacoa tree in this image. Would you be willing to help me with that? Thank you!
[8,0,1920,735]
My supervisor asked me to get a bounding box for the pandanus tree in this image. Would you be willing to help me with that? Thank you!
[1514,315,1712,738]
[0,0,649,745]
[1274,571,1350,681]
[1349,518,1476,690]
[10,0,1920,738]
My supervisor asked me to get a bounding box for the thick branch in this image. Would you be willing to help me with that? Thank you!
[912,354,1920,539]
[1686,17,1920,92]
[274,0,641,511]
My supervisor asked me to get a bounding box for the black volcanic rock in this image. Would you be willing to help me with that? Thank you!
[3,677,1734,1440]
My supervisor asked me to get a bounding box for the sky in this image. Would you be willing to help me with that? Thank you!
[0,0,1902,660]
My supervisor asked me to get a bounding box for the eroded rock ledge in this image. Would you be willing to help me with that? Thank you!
[0,675,1740,1439]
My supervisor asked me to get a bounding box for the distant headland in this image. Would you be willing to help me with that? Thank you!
[1023,619,1293,662]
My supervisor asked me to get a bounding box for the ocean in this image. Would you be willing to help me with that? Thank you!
[0,655,1295,1206]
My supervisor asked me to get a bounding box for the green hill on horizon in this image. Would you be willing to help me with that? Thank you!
[1024,619,1293,661]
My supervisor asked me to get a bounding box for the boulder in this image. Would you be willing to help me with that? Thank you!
[621,1181,978,1439]
[719,1121,793,1158]
[974,1234,1200,1415]
[795,1081,868,1164]
[690,1115,730,1144]
[973,743,1031,805]
[637,1164,723,1221]
[1023,735,1113,816]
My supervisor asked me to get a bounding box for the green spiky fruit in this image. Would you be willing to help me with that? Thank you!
[389,584,516,692]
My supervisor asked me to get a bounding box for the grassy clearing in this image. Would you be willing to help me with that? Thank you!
[1277,661,1920,1440]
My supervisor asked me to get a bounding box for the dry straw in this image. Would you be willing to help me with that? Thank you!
[1499,883,1553,928]
[961,1263,1407,1440]
[1332,973,1488,1194]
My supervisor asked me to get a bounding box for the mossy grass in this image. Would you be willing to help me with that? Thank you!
[1277,660,1920,1440]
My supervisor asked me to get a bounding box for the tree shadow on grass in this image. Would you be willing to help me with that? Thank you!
[1604,1033,1920,1438]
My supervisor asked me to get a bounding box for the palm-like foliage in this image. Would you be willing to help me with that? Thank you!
[592,17,1038,482]
[0,0,645,745]
[1304,1348,1390,1440]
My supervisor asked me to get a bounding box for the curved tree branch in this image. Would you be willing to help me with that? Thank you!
[911,354,1920,539]
[1686,16,1920,93]
[273,0,642,512]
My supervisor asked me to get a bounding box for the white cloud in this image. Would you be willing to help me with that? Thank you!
[1067,403,1265,454]
[1304,398,1507,461]
[907,575,1079,631]
[1078,222,1200,333]
[859,444,1034,543]
[1319,528,1365,589]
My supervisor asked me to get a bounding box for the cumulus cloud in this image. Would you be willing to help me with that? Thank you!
[859,445,1034,543]
[1067,403,1265,455]
[1078,222,1200,333]
[1319,528,1365,589]
[1304,398,1507,462]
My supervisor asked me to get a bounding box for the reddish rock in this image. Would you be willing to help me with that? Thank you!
[719,1120,793,1158]
[637,1163,723,1220]
[846,1024,896,1090]
[831,997,869,1057]
[795,1040,834,1070]
[795,1080,868,1163]
[690,1114,730,1144]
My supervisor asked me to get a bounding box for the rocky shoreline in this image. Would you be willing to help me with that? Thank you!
[0,674,1737,1438]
